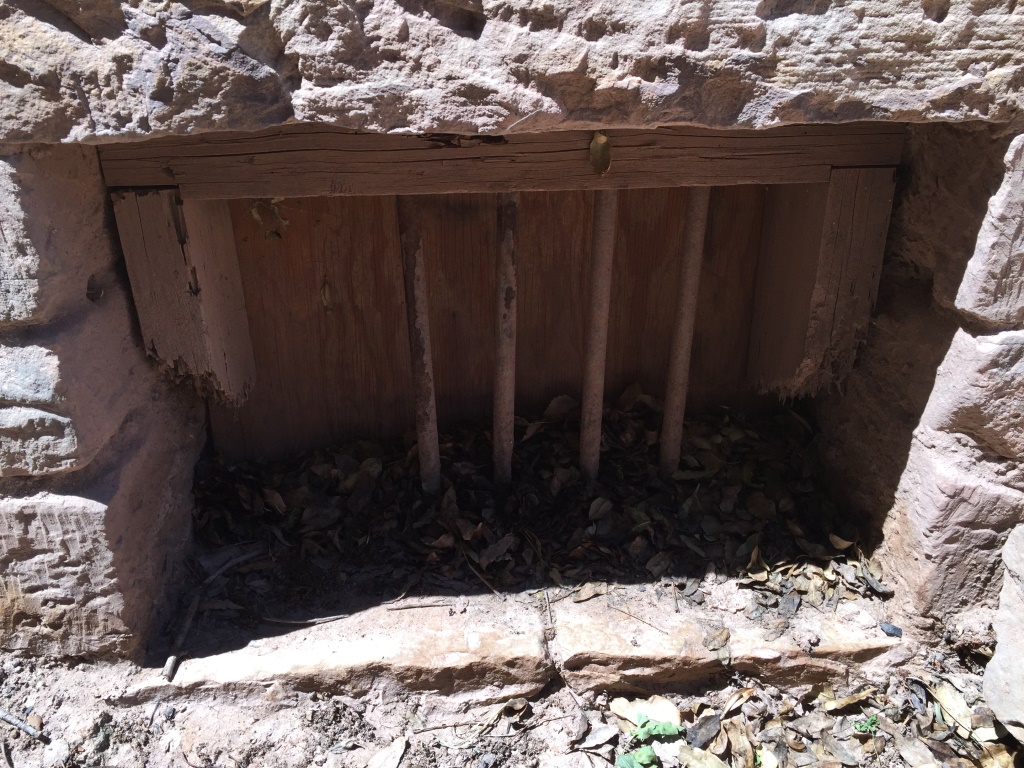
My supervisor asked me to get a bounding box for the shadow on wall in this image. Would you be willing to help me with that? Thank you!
[813,122,1015,544]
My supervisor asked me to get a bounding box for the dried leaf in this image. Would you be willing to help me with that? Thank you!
[722,688,756,718]
[923,679,973,736]
[610,696,681,728]
[573,582,609,603]
[828,533,855,550]
[724,719,755,768]
[367,737,406,768]
[677,744,731,768]
[823,688,876,712]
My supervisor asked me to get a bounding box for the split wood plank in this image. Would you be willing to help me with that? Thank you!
[111,189,255,403]
[748,167,897,397]
[209,196,414,460]
[98,123,905,199]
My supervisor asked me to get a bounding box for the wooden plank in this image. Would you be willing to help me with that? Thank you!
[209,196,414,461]
[747,184,830,395]
[689,185,767,409]
[98,123,905,199]
[659,187,710,475]
[515,190,592,416]
[416,194,499,429]
[111,189,254,403]
[493,192,518,486]
[747,168,896,397]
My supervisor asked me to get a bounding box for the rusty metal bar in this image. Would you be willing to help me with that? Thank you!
[397,196,442,494]
[659,186,711,476]
[580,189,619,480]
[493,192,519,487]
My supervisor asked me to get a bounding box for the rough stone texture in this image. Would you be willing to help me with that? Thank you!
[0,142,205,656]
[887,124,1015,310]
[956,135,1024,329]
[921,328,1024,463]
[0,375,204,656]
[881,427,1024,618]
[0,145,121,325]
[0,0,1023,144]
[984,525,1024,743]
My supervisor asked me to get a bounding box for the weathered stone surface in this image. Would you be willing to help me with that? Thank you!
[0,384,204,656]
[887,125,1015,310]
[149,596,552,701]
[922,329,1024,462]
[983,525,1024,743]
[551,585,904,693]
[882,427,1024,618]
[0,406,78,476]
[957,135,1024,329]
[0,1,1023,144]
[815,268,960,526]
[0,276,185,477]
[0,145,120,326]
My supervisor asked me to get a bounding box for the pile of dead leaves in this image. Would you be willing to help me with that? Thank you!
[569,675,1015,768]
[192,391,892,617]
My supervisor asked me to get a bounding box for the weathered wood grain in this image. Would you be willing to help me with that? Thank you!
[98,123,905,199]
[111,189,255,403]
[748,167,896,397]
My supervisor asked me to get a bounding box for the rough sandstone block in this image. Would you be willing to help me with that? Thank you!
[884,428,1024,616]
[0,280,174,477]
[0,145,119,327]
[957,135,1024,329]
[0,388,204,656]
[983,525,1024,743]
[921,328,1024,462]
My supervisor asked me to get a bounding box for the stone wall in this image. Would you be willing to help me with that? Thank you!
[0,0,1022,668]
[0,143,204,656]
[0,0,1022,143]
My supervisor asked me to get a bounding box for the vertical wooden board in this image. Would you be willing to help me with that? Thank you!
[112,190,209,375]
[746,183,830,393]
[515,190,593,416]
[605,187,689,402]
[179,197,256,401]
[806,166,896,377]
[415,193,498,428]
[688,185,766,409]
[319,196,416,441]
[112,189,254,402]
[210,197,413,460]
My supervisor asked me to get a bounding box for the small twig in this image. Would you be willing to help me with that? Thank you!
[497,714,572,739]
[162,592,201,681]
[672,582,680,613]
[0,709,46,743]
[544,590,554,627]
[2,739,15,768]
[201,549,263,587]
[609,605,670,635]
[413,720,481,734]
[460,549,503,599]
[385,602,451,611]
[260,613,350,626]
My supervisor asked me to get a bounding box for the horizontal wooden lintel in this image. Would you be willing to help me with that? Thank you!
[98,123,905,199]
